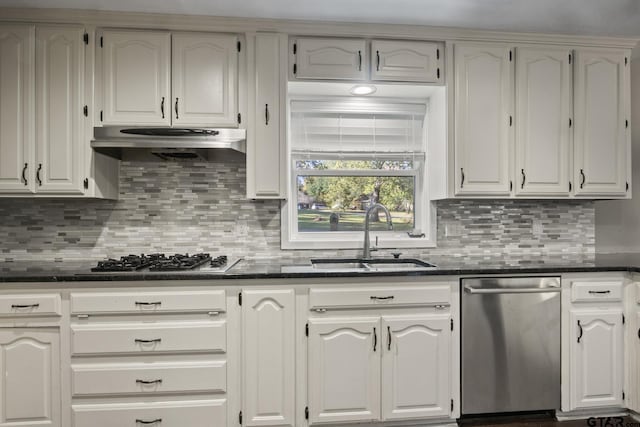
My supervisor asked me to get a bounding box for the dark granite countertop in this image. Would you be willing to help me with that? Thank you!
[1,253,639,283]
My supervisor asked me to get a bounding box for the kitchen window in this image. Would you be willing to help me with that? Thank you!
[282,97,436,249]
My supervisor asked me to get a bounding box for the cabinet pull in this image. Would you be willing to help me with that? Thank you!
[135,301,162,307]
[136,419,162,425]
[36,164,42,186]
[373,327,377,352]
[11,304,39,309]
[370,295,394,301]
[135,338,162,344]
[577,320,583,343]
[136,379,162,385]
[265,104,270,125]
[376,50,380,71]
[588,290,611,294]
[580,169,586,189]
[521,169,525,189]
[160,97,165,118]
[21,163,28,186]
[174,97,179,119]
[387,326,391,350]
[358,50,362,71]
[460,168,465,188]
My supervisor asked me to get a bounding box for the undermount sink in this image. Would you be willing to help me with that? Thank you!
[310,258,436,271]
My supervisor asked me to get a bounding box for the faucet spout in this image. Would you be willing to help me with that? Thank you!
[362,203,393,259]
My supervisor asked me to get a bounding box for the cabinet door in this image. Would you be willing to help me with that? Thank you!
[102,30,170,125]
[0,24,34,194]
[0,328,60,427]
[242,289,295,426]
[574,49,629,196]
[308,318,380,424]
[515,47,572,196]
[35,25,85,194]
[293,38,367,80]
[172,33,238,127]
[382,316,451,421]
[454,44,512,195]
[247,33,285,199]
[569,309,624,410]
[371,40,441,83]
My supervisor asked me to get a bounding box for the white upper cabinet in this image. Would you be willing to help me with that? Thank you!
[0,24,34,194]
[454,43,513,196]
[101,29,171,126]
[573,49,629,197]
[514,46,572,196]
[371,40,441,83]
[35,25,85,194]
[381,316,451,421]
[172,33,238,127]
[292,37,367,80]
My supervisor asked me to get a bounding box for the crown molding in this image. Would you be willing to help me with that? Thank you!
[0,7,638,49]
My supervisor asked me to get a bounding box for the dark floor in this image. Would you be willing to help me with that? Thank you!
[459,413,637,427]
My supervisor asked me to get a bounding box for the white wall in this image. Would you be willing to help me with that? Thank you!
[595,55,640,253]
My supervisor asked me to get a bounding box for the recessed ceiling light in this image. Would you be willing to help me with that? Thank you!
[350,85,377,96]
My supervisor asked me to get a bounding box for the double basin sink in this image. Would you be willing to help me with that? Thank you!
[308,258,436,272]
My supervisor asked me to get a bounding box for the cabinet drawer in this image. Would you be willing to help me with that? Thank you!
[71,321,226,355]
[72,361,226,396]
[73,399,226,427]
[571,281,623,302]
[0,293,61,316]
[71,290,225,314]
[310,285,450,310]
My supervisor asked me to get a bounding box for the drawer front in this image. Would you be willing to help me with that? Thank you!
[72,361,226,396]
[71,322,226,355]
[71,290,226,314]
[0,293,61,316]
[310,285,450,309]
[571,281,623,302]
[73,399,226,427]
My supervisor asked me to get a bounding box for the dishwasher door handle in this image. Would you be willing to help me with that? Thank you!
[464,285,561,294]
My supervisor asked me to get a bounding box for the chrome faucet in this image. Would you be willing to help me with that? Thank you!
[362,203,393,259]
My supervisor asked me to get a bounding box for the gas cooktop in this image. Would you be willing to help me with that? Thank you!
[91,253,240,273]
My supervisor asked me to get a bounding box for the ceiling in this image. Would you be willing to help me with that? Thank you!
[2,0,640,38]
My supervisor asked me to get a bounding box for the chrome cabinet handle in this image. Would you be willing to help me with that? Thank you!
[161,97,165,118]
[387,326,391,351]
[135,338,161,344]
[135,301,162,307]
[36,164,42,186]
[21,163,28,186]
[373,327,377,352]
[460,168,465,188]
[580,169,586,188]
[370,296,394,300]
[577,320,583,343]
[464,285,560,294]
[588,290,611,294]
[11,304,39,309]
[136,379,162,385]
[358,50,362,71]
[136,419,162,425]
[521,169,525,189]
[265,104,270,125]
[376,50,380,71]
[174,97,179,119]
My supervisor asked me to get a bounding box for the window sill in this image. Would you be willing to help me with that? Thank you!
[281,233,436,250]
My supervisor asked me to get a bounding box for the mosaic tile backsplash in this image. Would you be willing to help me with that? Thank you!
[0,160,595,262]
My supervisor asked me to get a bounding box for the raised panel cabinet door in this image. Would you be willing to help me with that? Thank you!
[242,289,295,426]
[515,47,572,196]
[371,40,441,83]
[0,24,34,193]
[308,318,380,424]
[381,316,451,421]
[574,49,629,196]
[248,33,285,198]
[102,30,170,125]
[454,43,513,196]
[172,33,238,127]
[293,38,367,80]
[569,309,624,410]
[0,328,60,427]
[35,25,85,194]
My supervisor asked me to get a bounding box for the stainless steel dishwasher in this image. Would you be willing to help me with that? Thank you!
[461,277,561,415]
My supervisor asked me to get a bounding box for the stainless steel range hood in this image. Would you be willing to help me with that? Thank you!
[91,127,246,162]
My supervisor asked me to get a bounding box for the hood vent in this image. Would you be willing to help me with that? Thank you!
[91,127,246,162]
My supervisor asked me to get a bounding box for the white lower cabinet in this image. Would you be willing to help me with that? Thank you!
[0,328,61,427]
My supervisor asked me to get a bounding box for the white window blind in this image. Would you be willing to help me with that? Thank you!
[290,99,426,156]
